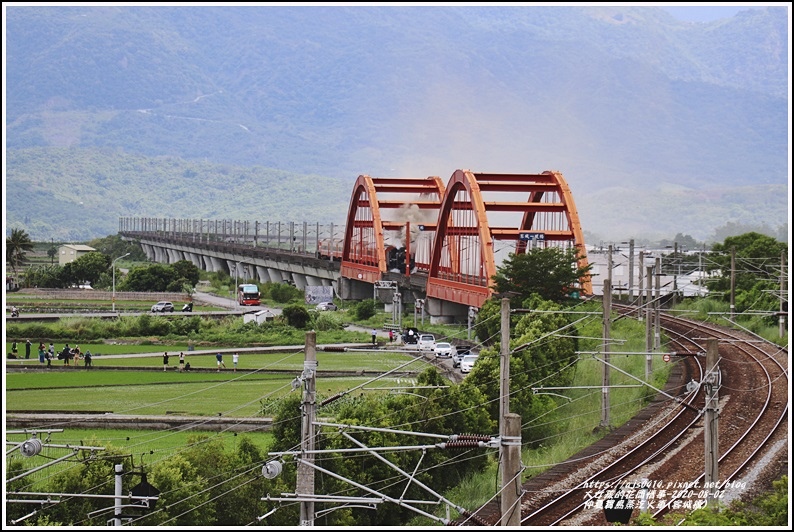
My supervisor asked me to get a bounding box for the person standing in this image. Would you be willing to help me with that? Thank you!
[371,329,377,345]
[12,341,18,358]
[163,352,169,371]
[84,350,92,368]
[38,343,46,364]
[25,339,32,359]
[215,352,226,371]
[179,351,185,372]
[232,352,239,372]
[389,329,394,343]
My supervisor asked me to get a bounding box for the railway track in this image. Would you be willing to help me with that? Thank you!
[461,307,788,526]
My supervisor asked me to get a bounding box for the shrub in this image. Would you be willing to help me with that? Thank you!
[313,311,344,331]
[281,305,311,328]
[353,299,377,320]
[269,282,301,303]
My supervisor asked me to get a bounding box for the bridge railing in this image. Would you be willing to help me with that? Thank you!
[119,217,345,258]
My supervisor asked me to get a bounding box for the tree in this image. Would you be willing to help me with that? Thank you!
[120,263,178,292]
[705,232,787,321]
[47,244,57,265]
[281,304,311,328]
[171,259,201,287]
[87,234,146,261]
[491,246,593,306]
[6,228,34,273]
[467,295,579,445]
[70,251,111,287]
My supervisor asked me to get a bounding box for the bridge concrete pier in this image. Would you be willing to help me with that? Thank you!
[338,277,373,301]
[255,265,272,283]
[208,256,225,273]
[268,268,288,284]
[292,273,307,290]
[427,297,469,325]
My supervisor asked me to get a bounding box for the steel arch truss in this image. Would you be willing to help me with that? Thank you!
[340,175,446,283]
[426,170,592,308]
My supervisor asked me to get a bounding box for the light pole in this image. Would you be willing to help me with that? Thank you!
[112,253,131,312]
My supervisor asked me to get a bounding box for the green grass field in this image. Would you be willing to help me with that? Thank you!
[5,348,425,416]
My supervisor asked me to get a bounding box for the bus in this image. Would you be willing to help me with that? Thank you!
[237,284,261,306]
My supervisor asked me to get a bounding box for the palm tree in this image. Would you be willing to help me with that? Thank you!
[6,228,35,274]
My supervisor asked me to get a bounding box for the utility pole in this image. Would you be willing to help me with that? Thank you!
[500,413,521,526]
[499,298,521,526]
[780,251,787,339]
[704,338,719,506]
[601,279,611,428]
[672,242,678,305]
[297,331,317,526]
[654,257,661,351]
[499,298,510,436]
[114,463,123,526]
[637,251,645,319]
[730,246,736,320]
[645,264,653,356]
[628,239,634,300]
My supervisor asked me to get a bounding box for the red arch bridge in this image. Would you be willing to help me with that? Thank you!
[119,170,592,324]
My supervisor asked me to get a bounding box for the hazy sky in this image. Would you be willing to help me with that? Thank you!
[656,4,764,22]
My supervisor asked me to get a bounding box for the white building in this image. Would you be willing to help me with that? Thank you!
[58,244,96,265]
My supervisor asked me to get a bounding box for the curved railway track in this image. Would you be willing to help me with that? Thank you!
[462,307,788,526]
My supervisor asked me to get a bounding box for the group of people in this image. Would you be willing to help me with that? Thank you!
[162,351,192,372]
[54,343,92,367]
[162,351,239,372]
[216,352,240,372]
[11,341,94,368]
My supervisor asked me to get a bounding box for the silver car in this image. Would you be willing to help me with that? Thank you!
[151,301,174,313]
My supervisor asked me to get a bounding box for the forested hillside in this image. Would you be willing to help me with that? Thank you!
[4,5,789,242]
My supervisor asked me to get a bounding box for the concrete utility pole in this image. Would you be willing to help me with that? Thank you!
[297,331,317,526]
[500,413,522,526]
[114,463,123,526]
[499,298,510,437]
[780,251,787,339]
[645,265,653,355]
[730,246,736,320]
[637,251,645,319]
[601,279,611,428]
[628,239,635,300]
[654,257,661,351]
[704,339,720,505]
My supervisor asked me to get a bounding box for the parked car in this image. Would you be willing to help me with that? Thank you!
[417,334,436,351]
[433,342,457,358]
[316,301,338,311]
[151,301,175,313]
[460,354,480,373]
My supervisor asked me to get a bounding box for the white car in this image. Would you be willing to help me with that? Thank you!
[315,301,338,311]
[151,301,174,313]
[417,334,436,351]
[460,354,479,373]
[433,342,457,358]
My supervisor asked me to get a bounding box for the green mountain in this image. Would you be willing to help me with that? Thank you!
[4,5,789,242]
